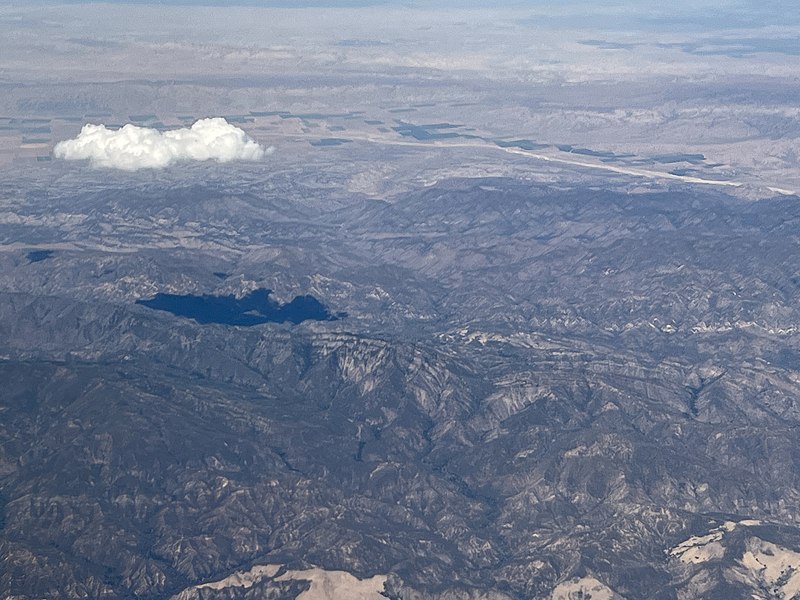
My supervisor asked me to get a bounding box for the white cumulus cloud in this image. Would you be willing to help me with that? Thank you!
[54,117,271,171]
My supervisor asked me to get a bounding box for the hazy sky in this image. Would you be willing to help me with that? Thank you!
[14,0,798,28]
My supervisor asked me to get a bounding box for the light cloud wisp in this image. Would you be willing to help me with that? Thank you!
[54,118,270,170]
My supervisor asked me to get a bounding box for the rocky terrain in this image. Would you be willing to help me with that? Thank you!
[3,167,800,599]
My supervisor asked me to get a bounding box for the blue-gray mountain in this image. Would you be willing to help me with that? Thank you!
[2,175,800,599]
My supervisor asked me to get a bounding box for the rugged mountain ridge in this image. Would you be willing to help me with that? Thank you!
[3,174,800,598]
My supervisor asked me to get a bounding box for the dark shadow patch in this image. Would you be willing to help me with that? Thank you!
[310,138,352,147]
[393,122,467,141]
[336,38,387,47]
[496,139,550,151]
[27,250,54,263]
[652,153,706,164]
[136,288,342,326]
[579,39,640,50]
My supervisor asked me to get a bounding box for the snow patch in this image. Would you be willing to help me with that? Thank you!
[671,519,766,565]
[551,576,623,600]
[196,564,280,591]
[671,530,726,564]
[732,538,800,599]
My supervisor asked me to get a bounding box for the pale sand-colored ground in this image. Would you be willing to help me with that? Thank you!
[276,568,387,600]
[172,564,387,600]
